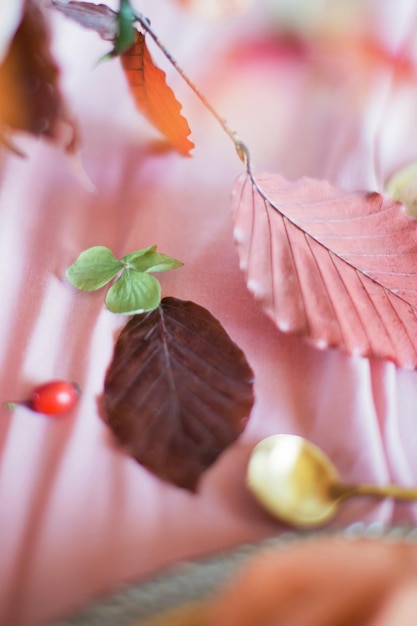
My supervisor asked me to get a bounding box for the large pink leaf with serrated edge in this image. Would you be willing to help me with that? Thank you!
[232,172,417,368]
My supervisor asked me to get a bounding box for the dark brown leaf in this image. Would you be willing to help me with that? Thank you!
[101,297,254,491]
[0,0,77,152]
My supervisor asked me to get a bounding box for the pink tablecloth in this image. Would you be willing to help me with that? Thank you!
[2,1,417,624]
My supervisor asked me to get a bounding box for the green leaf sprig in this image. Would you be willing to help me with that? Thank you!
[66,245,183,314]
[115,0,136,54]
[98,0,136,63]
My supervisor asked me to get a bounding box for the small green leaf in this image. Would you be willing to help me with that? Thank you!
[122,248,183,273]
[120,245,157,267]
[114,0,136,55]
[97,51,115,65]
[66,246,123,291]
[105,269,161,314]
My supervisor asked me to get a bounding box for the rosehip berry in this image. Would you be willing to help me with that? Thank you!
[30,380,80,416]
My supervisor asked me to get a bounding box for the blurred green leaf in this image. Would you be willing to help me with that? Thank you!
[105,269,161,314]
[66,246,123,291]
[385,161,417,216]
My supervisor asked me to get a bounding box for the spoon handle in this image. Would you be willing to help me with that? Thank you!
[334,482,417,502]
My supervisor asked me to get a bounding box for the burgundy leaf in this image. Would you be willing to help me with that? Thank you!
[101,297,254,491]
[51,0,118,41]
[0,0,77,152]
[232,172,417,368]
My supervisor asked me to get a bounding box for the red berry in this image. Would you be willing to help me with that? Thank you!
[30,380,80,416]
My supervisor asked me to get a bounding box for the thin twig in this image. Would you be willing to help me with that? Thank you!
[133,10,252,171]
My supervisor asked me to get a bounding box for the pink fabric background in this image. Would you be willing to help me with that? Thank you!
[1,1,417,624]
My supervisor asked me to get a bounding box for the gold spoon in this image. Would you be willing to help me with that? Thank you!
[247,434,417,529]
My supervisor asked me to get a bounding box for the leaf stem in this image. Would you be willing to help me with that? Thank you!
[132,10,252,170]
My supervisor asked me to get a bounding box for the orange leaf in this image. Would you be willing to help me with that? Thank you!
[121,32,194,156]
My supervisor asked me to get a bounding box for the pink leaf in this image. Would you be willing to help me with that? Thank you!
[232,172,417,368]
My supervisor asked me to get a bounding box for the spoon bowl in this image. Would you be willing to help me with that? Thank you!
[247,434,417,528]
